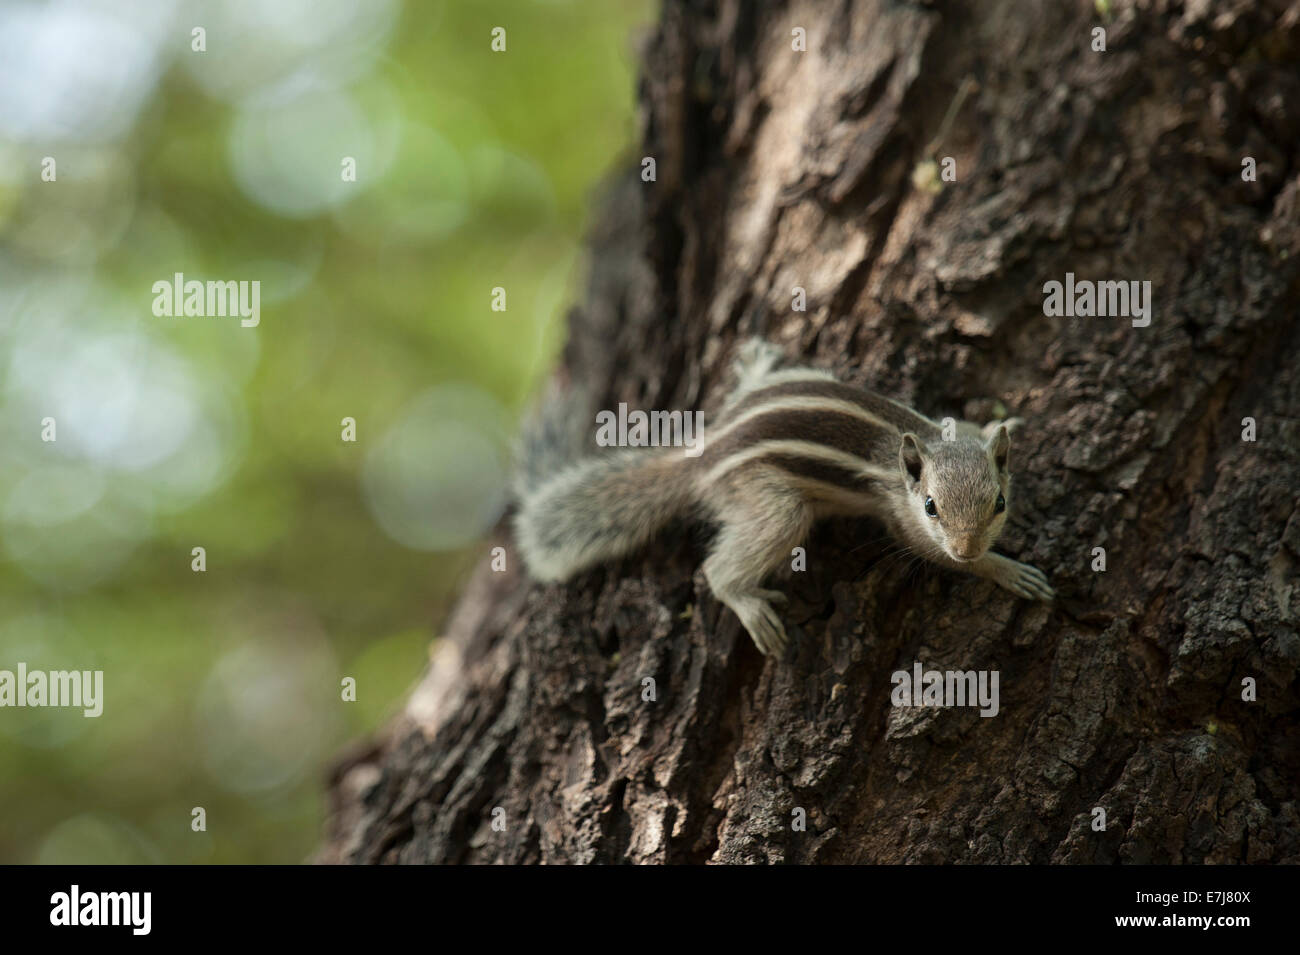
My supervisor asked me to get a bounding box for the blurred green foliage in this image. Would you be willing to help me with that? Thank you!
[0,0,652,863]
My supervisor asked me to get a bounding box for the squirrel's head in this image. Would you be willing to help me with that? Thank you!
[898,426,1010,563]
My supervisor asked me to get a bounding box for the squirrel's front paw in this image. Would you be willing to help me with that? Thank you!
[997,559,1055,601]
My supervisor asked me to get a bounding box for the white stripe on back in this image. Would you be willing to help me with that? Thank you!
[703,439,895,487]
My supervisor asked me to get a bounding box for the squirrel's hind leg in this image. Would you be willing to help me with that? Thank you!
[702,473,812,655]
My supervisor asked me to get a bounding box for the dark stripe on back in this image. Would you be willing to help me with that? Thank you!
[727,380,940,438]
[702,408,890,467]
[717,453,890,497]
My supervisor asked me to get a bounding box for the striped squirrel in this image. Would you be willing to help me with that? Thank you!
[515,339,1054,655]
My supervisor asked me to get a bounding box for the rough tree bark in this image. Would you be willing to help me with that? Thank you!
[320,0,1300,864]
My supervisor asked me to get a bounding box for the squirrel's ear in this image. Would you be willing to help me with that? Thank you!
[899,433,927,489]
[986,424,1010,474]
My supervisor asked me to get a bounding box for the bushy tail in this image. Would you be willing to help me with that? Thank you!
[511,380,594,501]
[514,449,696,582]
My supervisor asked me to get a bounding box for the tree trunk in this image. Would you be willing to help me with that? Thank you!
[319,0,1300,865]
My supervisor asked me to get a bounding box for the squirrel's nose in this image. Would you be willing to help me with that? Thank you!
[952,538,982,560]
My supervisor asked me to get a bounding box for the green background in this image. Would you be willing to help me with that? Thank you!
[0,0,653,863]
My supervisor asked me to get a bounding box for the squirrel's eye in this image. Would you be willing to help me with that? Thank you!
[994,493,1006,514]
[924,496,938,518]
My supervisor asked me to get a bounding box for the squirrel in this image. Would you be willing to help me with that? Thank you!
[514,339,1054,655]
